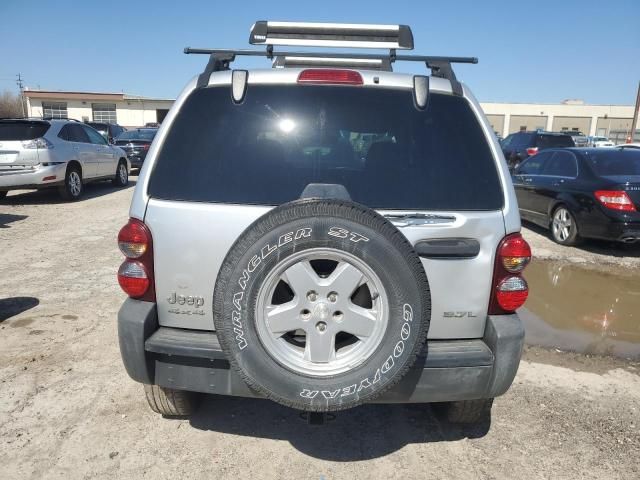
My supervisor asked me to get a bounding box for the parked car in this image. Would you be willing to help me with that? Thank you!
[512,148,640,245]
[588,136,614,148]
[501,131,575,169]
[85,122,126,144]
[114,128,158,169]
[560,130,588,147]
[117,21,530,425]
[0,119,130,201]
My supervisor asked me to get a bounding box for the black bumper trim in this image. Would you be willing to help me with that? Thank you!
[118,298,524,404]
[145,327,494,368]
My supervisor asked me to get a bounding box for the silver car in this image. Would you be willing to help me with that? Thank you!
[117,21,531,425]
[0,119,130,201]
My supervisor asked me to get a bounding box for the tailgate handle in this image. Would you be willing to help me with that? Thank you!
[415,238,480,259]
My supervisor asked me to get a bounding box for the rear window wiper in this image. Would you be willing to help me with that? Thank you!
[383,213,456,227]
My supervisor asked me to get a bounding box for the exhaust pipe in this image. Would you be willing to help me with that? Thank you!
[620,236,638,244]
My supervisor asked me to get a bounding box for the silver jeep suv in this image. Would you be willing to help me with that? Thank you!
[117,22,531,424]
[0,119,130,201]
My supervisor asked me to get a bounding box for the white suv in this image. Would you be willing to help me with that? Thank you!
[0,119,130,201]
[117,21,531,425]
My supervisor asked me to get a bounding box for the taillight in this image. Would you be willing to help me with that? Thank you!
[22,137,54,149]
[500,234,531,272]
[118,261,150,297]
[489,233,531,314]
[118,218,150,258]
[117,218,155,301]
[297,69,363,85]
[526,147,538,156]
[594,190,636,212]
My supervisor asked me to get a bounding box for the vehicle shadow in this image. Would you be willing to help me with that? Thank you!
[0,177,137,206]
[0,213,28,228]
[523,220,640,257]
[0,297,40,322]
[189,396,490,460]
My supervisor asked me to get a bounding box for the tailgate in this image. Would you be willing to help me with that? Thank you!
[0,140,39,167]
[145,199,504,339]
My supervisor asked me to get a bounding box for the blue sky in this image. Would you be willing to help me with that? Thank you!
[1,0,638,104]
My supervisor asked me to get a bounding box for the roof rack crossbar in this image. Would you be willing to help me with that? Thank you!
[185,47,477,64]
[185,48,477,92]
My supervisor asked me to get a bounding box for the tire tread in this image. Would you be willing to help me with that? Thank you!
[143,384,197,416]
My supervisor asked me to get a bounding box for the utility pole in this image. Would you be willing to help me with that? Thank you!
[16,73,26,118]
[630,81,640,143]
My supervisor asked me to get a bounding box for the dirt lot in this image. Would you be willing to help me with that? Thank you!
[1,182,639,479]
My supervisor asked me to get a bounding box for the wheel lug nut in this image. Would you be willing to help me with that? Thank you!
[307,291,318,302]
[333,311,343,322]
[301,309,311,319]
[316,321,327,333]
[328,292,338,303]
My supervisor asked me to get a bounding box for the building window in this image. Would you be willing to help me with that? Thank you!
[92,103,117,123]
[42,102,68,119]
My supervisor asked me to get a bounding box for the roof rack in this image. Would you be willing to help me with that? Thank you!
[185,21,477,95]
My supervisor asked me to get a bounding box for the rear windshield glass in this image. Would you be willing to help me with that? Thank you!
[0,121,50,140]
[586,150,640,176]
[148,86,503,210]
[537,135,574,148]
[117,129,156,141]
[86,123,107,131]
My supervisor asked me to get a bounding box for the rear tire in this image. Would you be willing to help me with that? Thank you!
[551,206,580,246]
[58,165,83,201]
[112,160,128,187]
[143,384,199,417]
[436,398,494,424]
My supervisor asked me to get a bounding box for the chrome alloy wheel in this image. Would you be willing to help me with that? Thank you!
[552,207,572,242]
[255,248,389,377]
[69,171,81,197]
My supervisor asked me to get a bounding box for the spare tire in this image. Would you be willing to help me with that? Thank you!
[213,199,430,411]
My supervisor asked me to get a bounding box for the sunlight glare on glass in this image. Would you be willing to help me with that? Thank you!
[278,118,296,133]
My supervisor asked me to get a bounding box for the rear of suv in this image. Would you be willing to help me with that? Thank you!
[0,119,130,200]
[117,22,530,424]
[501,131,575,170]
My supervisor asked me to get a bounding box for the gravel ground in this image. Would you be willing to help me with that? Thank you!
[521,221,640,269]
[1,182,639,479]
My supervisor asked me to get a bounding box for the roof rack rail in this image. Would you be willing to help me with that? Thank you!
[185,21,477,95]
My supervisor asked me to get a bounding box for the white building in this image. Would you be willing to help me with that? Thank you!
[483,99,638,141]
[24,89,639,142]
[24,89,174,129]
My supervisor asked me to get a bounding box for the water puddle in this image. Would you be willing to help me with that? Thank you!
[521,260,640,359]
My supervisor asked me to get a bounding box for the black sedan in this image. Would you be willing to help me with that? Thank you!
[512,148,640,245]
[114,128,158,169]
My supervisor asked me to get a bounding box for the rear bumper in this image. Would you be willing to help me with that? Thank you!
[126,154,146,168]
[581,217,640,243]
[118,299,524,404]
[0,163,66,190]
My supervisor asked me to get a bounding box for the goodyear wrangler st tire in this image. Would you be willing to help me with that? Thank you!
[213,199,430,411]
